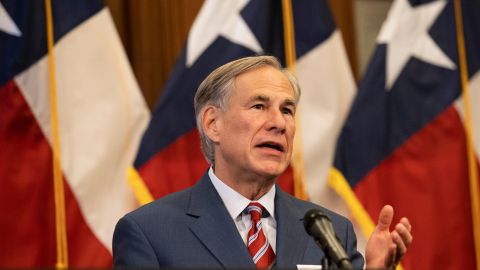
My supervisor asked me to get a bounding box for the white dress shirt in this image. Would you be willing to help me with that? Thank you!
[208,167,277,252]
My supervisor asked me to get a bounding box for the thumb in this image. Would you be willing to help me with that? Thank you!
[376,205,394,232]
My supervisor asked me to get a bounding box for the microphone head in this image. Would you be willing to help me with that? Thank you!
[303,208,331,235]
[303,209,353,269]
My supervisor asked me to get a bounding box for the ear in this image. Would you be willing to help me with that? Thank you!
[202,105,222,143]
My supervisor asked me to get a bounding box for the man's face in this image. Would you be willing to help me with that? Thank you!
[212,66,296,182]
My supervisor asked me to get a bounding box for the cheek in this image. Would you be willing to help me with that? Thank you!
[229,122,248,136]
[224,118,255,145]
[232,115,257,132]
[287,120,296,139]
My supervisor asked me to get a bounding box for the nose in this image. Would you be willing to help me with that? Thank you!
[265,108,287,134]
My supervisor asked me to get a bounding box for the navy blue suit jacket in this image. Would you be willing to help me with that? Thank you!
[113,173,364,268]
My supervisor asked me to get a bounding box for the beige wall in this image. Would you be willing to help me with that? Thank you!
[354,0,392,76]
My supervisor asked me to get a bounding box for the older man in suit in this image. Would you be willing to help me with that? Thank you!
[113,56,412,269]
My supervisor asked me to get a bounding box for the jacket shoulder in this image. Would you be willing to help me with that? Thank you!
[124,187,193,224]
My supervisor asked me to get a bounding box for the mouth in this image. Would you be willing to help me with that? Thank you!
[256,141,285,152]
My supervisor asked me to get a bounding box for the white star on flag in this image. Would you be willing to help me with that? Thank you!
[377,0,456,90]
[0,2,22,37]
[186,0,262,67]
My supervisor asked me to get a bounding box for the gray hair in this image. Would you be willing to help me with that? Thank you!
[194,55,301,165]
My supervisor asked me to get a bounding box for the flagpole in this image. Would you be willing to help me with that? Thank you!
[45,0,69,268]
[281,0,308,200]
[454,0,480,268]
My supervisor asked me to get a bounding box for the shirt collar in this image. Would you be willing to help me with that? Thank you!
[208,167,275,219]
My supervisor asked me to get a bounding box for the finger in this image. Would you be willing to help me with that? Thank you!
[395,222,413,248]
[376,205,394,231]
[391,231,407,262]
[400,217,412,232]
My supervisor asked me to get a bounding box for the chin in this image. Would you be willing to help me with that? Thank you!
[256,162,288,178]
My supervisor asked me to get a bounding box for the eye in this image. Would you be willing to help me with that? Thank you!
[282,107,294,115]
[252,104,265,110]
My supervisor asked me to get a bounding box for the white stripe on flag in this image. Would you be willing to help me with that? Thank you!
[296,30,367,254]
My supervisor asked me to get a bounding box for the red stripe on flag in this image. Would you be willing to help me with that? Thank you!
[137,129,209,199]
[278,166,294,195]
[0,81,111,267]
[138,129,295,199]
[354,106,477,270]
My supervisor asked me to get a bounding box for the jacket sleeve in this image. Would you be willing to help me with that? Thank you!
[112,215,160,268]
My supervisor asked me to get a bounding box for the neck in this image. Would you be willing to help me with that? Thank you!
[213,166,276,200]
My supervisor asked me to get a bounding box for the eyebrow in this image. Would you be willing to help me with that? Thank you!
[283,99,296,108]
[249,95,269,103]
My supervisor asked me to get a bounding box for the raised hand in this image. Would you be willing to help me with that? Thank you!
[365,205,413,269]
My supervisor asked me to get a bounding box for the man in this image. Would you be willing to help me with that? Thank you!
[113,56,412,269]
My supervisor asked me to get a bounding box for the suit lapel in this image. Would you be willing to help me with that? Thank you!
[186,173,255,268]
[275,186,311,268]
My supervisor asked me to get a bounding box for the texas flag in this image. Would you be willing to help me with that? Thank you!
[134,0,363,247]
[334,0,480,269]
[0,0,149,267]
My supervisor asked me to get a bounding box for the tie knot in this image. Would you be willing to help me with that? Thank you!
[247,202,264,221]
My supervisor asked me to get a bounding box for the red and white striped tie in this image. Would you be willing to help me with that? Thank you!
[246,202,275,269]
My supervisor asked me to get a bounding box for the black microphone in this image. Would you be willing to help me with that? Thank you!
[303,209,353,269]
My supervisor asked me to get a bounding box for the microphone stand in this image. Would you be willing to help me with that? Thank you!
[321,257,330,270]
[321,257,353,270]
